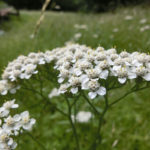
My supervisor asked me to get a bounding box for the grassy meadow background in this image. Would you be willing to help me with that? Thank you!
[0,5,150,150]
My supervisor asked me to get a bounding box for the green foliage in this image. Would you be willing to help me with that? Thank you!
[0,6,150,149]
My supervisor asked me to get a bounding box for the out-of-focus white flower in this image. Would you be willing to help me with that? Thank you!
[55,5,61,10]
[29,34,35,39]
[64,40,75,46]
[0,30,5,36]
[74,24,88,30]
[93,34,98,38]
[140,25,150,32]
[74,33,82,40]
[76,111,92,123]
[140,18,147,24]
[113,28,119,33]
[125,15,133,20]
[48,88,60,98]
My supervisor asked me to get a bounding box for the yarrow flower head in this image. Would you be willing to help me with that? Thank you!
[0,99,36,150]
[1,44,150,99]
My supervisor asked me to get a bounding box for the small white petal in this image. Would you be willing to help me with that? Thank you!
[75,70,82,76]
[58,78,64,83]
[118,77,126,84]
[23,124,32,130]
[33,70,38,74]
[71,87,78,94]
[54,66,57,69]
[21,111,29,117]
[14,114,21,121]
[11,142,17,149]
[25,75,31,79]
[125,61,131,66]
[12,104,19,108]
[143,73,150,81]
[80,75,89,83]
[1,90,7,95]
[20,74,25,79]
[10,89,16,94]
[97,87,106,96]
[113,65,121,71]
[3,110,9,117]
[128,73,137,79]
[100,70,109,79]
[8,138,13,145]
[132,60,142,67]
[30,118,36,124]
[39,60,45,64]
[88,92,97,99]
[81,82,89,90]
[10,77,16,82]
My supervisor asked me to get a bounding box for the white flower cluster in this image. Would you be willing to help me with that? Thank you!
[0,80,20,96]
[1,44,150,99]
[0,99,36,150]
[0,52,51,95]
[53,45,150,99]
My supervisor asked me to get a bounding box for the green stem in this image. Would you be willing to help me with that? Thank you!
[27,132,47,150]
[22,85,68,117]
[109,85,150,107]
[89,84,150,150]
[38,73,44,97]
[108,85,123,91]
[65,96,80,150]
[90,93,109,150]
[70,95,80,124]
[82,93,99,115]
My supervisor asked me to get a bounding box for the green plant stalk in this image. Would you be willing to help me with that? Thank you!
[89,92,109,150]
[27,132,47,150]
[109,85,150,107]
[65,96,80,150]
[21,80,68,117]
[83,92,99,115]
[89,84,150,150]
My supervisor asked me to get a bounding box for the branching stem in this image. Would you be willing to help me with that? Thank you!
[83,93,99,115]
[65,96,80,150]
[109,85,150,107]
[27,132,47,150]
[90,92,109,150]
[22,84,68,117]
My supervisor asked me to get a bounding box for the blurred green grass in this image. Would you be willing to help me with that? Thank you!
[0,5,150,150]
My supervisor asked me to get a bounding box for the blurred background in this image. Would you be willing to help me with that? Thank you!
[0,0,150,150]
[2,0,150,12]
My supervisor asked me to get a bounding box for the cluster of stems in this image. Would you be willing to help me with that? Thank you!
[10,68,149,150]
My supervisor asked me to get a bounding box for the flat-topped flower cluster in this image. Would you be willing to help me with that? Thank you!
[1,44,150,99]
[0,99,35,150]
